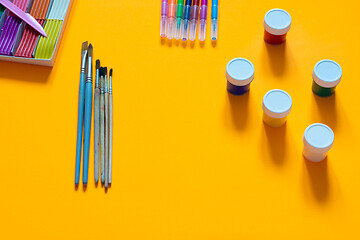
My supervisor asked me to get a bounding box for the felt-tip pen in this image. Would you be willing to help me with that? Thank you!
[189,0,199,41]
[181,0,192,41]
[175,0,185,40]
[160,0,168,37]
[211,0,218,40]
[199,0,208,41]
[167,0,176,39]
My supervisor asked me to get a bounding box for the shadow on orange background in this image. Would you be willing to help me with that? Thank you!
[0,61,51,83]
[226,91,250,131]
[312,93,338,131]
[262,123,288,167]
[264,42,288,77]
[303,156,330,203]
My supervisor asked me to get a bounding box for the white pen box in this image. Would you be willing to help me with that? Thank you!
[0,0,73,67]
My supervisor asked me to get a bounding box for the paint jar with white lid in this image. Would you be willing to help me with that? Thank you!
[262,89,292,127]
[226,58,255,96]
[312,60,342,97]
[263,9,292,45]
[303,123,334,162]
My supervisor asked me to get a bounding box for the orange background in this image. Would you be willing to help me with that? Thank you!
[1,0,360,239]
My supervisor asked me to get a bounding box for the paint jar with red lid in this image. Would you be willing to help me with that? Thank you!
[263,9,291,45]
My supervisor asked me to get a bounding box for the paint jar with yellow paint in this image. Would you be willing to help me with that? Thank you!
[303,123,334,162]
[262,89,292,127]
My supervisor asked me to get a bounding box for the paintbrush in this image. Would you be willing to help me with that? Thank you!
[94,59,100,184]
[83,44,93,185]
[100,67,105,184]
[75,41,88,186]
[104,67,109,189]
[109,68,113,184]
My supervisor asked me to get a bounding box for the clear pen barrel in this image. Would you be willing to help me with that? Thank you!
[211,19,218,41]
[189,19,197,41]
[160,16,167,37]
[181,19,190,41]
[199,19,206,41]
[189,5,199,41]
[167,18,175,39]
[175,18,182,40]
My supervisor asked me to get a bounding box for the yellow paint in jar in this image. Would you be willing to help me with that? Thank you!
[262,89,292,128]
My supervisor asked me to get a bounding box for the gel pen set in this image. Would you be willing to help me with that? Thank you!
[75,42,114,191]
[160,0,218,41]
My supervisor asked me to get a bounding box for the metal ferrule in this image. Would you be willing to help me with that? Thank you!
[86,57,92,83]
[109,76,112,94]
[95,69,99,88]
[81,52,87,73]
[100,76,104,94]
[104,75,108,93]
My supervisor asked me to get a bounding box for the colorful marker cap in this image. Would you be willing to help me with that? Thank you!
[226,58,255,87]
[312,60,342,88]
[264,9,291,35]
[303,123,334,154]
[262,89,292,118]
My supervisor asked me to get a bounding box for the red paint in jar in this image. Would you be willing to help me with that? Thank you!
[263,9,291,45]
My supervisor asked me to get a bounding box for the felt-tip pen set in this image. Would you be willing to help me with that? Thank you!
[160,0,218,41]
[75,42,114,190]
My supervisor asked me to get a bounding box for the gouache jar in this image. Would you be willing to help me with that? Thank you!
[226,58,255,95]
[262,89,292,127]
[312,60,342,97]
[263,9,291,45]
[303,123,334,162]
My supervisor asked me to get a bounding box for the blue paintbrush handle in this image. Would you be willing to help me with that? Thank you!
[75,72,86,185]
[83,82,93,185]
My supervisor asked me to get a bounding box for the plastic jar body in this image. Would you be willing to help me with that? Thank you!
[303,123,334,162]
[312,60,342,97]
[263,9,291,45]
[263,112,287,128]
[225,58,254,96]
[303,145,327,162]
[262,89,292,128]
[264,30,287,45]
[227,81,250,96]
[312,81,336,97]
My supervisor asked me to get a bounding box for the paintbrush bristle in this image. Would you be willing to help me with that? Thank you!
[110,68,113,77]
[96,60,100,69]
[81,41,88,52]
[104,67,107,76]
[87,44,93,57]
[99,67,103,76]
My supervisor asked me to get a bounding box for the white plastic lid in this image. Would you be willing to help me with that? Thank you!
[312,60,342,88]
[264,9,292,35]
[225,58,255,87]
[262,89,292,118]
[303,123,334,154]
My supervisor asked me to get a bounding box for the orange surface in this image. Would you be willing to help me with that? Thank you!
[1,0,360,239]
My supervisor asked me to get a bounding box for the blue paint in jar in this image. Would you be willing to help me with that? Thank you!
[226,58,255,96]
